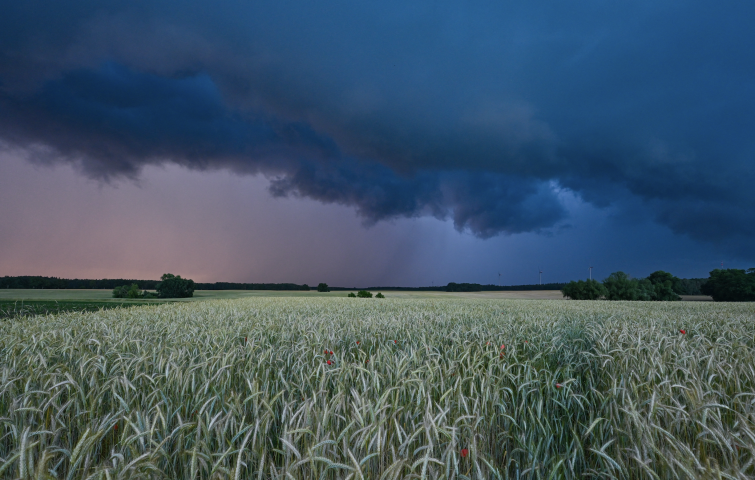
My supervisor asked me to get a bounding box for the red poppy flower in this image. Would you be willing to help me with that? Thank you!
[394,340,397,344]
[460,448,469,458]
[524,341,528,343]
[330,350,334,355]
[327,360,332,365]
[365,359,369,364]
[500,344,505,349]
[357,341,360,345]
[324,349,328,354]
[114,424,118,430]
[244,337,247,342]
[555,383,563,389]
[486,342,490,345]
[680,329,686,334]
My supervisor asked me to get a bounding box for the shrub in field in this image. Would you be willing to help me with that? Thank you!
[702,268,755,301]
[317,282,330,292]
[375,292,385,298]
[347,292,356,297]
[112,283,142,298]
[561,279,606,299]
[357,290,373,298]
[155,273,194,298]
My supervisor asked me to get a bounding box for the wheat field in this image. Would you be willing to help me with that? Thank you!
[1,297,753,479]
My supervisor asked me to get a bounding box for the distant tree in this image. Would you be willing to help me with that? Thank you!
[125,284,142,299]
[317,283,330,292]
[676,278,707,295]
[112,284,142,298]
[647,270,683,297]
[156,274,195,298]
[561,279,606,300]
[560,281,578,299]
[602,272,639,300]
[375,292,385,298]
[302,284,310,291]
[446,282,483,292]
[701,268,755,301]
[357,290,373,298]
[636,279,656,301]
[652,281,681,301]
[347,292,356,297]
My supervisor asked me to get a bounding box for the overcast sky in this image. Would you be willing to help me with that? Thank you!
[1,1,753,286]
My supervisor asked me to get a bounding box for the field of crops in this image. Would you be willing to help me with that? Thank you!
[1,298,753,479]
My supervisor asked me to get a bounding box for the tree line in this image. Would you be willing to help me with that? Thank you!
[0,276,310,291]
[445,282,567,292]
[5,270,750,301]
[562,269,753,302]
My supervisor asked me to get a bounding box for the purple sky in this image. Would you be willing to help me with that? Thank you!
[0,148,725,286]
[1,1,753,286]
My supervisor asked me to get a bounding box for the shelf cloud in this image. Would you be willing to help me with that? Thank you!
[1,0,754,253]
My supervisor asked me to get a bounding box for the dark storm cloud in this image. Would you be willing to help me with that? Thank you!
[0,63,340,178]
[269,161,565,236]
[1,1,754,250]
[0,61,562,236]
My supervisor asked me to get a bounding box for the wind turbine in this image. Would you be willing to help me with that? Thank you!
[589,264,593,281]
[538,267,542,285]
[498,272,501,286]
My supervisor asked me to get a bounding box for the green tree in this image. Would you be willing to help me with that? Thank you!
[317,283,330,292]
[701,268,755,301]
[357,290,373,298]
[676,278,707,295]
[603,272,639,300]
[347,292,356,297]
[636,279,656,301]
[375,292,385,298]
[652,281,681,301]
[561,279,606,300]
[156,274,195,298]
[647,270,683,297]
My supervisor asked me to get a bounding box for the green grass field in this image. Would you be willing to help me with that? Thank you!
[0,300,161,319]
[1,297,749,479]
[0,290,377,318]
[0,289,571,320]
